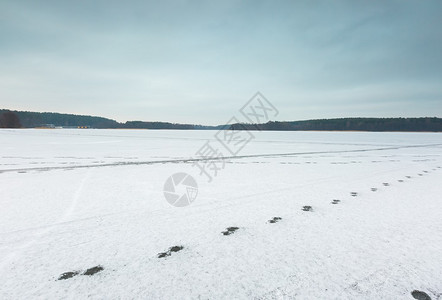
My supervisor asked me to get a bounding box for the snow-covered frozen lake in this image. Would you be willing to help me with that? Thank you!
[1,129,441,299]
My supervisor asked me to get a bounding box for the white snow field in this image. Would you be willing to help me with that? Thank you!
[1,129,442,299]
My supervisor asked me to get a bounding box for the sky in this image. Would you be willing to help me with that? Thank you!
[1,0,441,125]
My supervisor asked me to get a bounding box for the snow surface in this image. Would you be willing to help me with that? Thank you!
[1,129,442,299]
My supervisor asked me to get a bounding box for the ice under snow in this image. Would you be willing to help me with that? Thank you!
[0,129,441,299]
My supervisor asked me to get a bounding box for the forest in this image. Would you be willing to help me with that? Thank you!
[1,109,441,131]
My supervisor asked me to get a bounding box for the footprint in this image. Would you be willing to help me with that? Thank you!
[398,179,404,182]
[331,199,341,204]
[418,174,423,176]
[83,265,104,276]
[382,183,390,186]
[411,290,431,300]
[302,206,313,212]
[350,192,358,197]
[158,252,169,258]
[222,227,240,235]
[158,246,184,258]
[268,217,282,223]
[371,188,378,192]
[57,271,80,281]
[57,265,104,280]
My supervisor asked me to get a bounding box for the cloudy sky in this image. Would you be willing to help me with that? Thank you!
[1,0,441,124]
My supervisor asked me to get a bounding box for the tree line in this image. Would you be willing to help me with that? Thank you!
[1,109,441,131]
[230,118,442,132]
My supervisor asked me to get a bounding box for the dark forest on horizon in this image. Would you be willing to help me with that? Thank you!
[1,109,441,132]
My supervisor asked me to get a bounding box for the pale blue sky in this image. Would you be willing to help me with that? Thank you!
[1,0,441,124]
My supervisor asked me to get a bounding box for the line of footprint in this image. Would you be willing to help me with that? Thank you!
[57,166,441,299]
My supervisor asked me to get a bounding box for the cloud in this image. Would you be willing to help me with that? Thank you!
[1,0,441,124]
